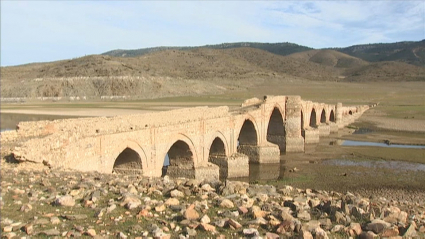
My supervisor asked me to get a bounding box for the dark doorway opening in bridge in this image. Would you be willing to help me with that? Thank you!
[162,140,195,178]
[238,119,258,146]
[113,148,143,174]
[320,109,326,124]
[329,110,335,122]
[267,108,286,154]
[309,109,317,128]
[237,119,259,164]
[349,110,353,115]
[301,110,305,138]
[208,137,227,180]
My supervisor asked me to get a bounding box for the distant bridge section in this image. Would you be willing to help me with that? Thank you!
[10,95,370,180]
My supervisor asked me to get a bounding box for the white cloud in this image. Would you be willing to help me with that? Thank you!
[1,1,424,66]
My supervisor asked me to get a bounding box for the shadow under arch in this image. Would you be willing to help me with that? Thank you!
[320,108,327,123]
[329,109,335,122]
[310,108,317,127]
[266,107,286,153]
[162,137,197,178]
[208,136,227,180]
[111,140,148,175]
[237,116,259,146]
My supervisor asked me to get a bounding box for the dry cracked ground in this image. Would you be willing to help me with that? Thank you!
[1,163,424,239]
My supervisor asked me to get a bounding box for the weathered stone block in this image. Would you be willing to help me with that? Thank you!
[267,135,286,153]
[304,128,319,144]
[329,123,339,133]
[194,163,219,181]
[238,144,280,164]
[286,137,304,153]
[318,124,330,137]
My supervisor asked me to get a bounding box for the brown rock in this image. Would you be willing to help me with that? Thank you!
[345,222,362,237]
[219,199,234,208]
[265,232,280,239]
[164,198,179,206]
[238,206,248,215]
[299,228,313,239]
[381,226,399,237]
[276,220,294,234]
[199,223,216,232]
[183,204,199,220]
[55,195,75,207]
[86,229,96,237]
[227,218,242,229]
[24,223,34,235]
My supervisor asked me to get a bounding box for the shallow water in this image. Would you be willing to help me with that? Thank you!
[342,140,425,149]
[322,159,425,172]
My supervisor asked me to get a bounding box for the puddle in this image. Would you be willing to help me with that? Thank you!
[341,140,425,149]
[323,159,425,171]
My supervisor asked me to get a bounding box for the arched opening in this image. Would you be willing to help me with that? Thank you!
[162,140,195,178]
[309,109,317,127]
[237,119,259,163]
[238,119,258,146]
[113,148,143,174]
[267,108,286,153]
[301,110,305,138]
[208,137,227,179]
[329,110,335,122]
[349,110,353,115]
[320,109,326,123]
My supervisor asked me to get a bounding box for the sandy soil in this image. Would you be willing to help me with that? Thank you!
[0,108,159,117]
[363,116,425,132]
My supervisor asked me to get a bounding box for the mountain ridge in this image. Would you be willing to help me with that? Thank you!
[102,40,425,66]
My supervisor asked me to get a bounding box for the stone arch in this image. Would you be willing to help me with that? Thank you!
[208,137,227,180]
[320,109,326,123]
[162,139,196,178]
[309,108,317,127]
[329,109,335,122]
[111,140,148,175]
[207,131,229,157]
[349,110,353,115]
[267,107,286,153]
[237,116,259,146]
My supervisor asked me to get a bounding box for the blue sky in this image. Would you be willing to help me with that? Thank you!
[1,1,424,66]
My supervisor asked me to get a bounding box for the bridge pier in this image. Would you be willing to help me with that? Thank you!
[237,143,280,164]
[304,128,320,144]
[329,122,339,133]
[285,96,305,153]
[318,124,330,137]
[194,163,220,181]
[209,154,249,179]
[267,135,286,153]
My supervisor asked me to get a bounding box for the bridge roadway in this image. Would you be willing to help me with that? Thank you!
[12,95,369,180]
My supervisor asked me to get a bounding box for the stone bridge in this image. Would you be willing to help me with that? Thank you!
[11,95,370,180]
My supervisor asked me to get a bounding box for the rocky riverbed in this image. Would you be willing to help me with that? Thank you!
[1,162,424,239]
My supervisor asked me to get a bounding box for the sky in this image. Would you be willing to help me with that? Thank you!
[1,1,424,66]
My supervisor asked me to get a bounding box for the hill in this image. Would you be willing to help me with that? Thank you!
[103,40,425,67]
[1,44,424,100]
[102,42,313,58]
[286,50,368,68]
[334,40,425,66]
[343,61,425,82]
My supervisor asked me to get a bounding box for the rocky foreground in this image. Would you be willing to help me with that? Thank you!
[1,164,424,239]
